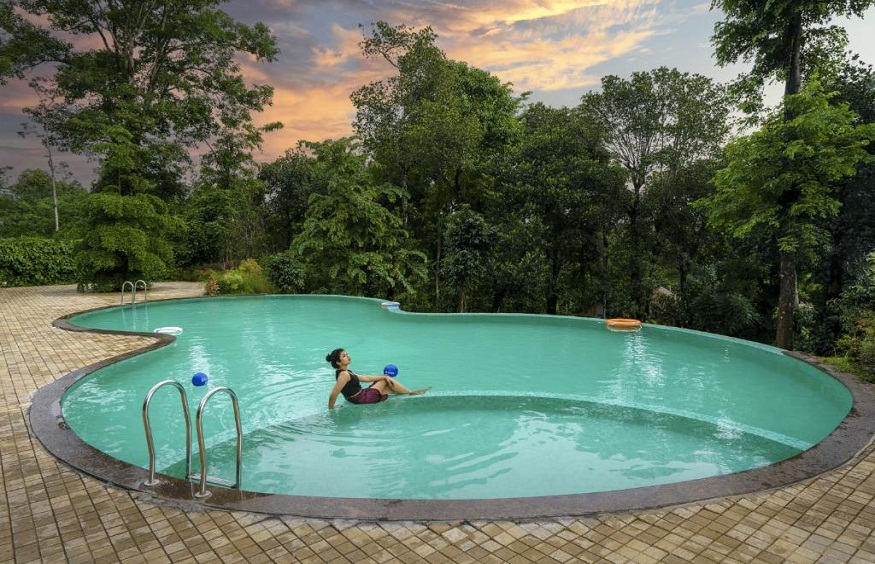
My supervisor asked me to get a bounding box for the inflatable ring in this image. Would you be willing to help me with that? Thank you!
[605,318,642,331]
[154,326,183,336]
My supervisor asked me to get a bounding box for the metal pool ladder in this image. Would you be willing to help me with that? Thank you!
[120,280,148,305]
[142,380,243,499]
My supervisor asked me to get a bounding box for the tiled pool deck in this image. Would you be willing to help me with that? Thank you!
[3,283,875,563]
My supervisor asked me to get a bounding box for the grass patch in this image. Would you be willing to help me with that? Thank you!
[815,355,875,383]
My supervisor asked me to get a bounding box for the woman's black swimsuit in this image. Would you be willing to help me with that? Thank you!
[336,369,363,399]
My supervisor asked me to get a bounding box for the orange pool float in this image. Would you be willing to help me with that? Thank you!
[605,318,642,331]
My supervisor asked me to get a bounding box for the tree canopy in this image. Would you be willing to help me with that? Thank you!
[0,0,280,287]
[698,81,875,348]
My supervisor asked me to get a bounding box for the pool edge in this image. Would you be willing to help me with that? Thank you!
[29,305,875,522]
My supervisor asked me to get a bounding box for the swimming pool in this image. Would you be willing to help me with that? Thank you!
[53,295,852,510]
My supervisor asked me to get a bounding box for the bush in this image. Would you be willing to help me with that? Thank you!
[832,252,875,380]
[75,193,178,292]
[837,313,875,380]
[204,258,272,295]
[262,252,305,293]
[0,237,78,286]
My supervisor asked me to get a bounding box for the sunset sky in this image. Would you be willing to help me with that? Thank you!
[1,0,873,186]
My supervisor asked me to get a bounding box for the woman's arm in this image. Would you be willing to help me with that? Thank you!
[328,371,350,409]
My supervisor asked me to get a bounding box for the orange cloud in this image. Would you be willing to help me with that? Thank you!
[241,0,670,161]
[254,81,357,159]
[437,1,664,91]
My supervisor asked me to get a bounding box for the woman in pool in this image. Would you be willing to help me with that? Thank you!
[326,348,430,408]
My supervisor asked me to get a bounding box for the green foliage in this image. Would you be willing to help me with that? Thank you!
[2,0,281,286]
[579,67,731,318]
[351,22,523,306]
[711,0,873,115]
[0,236,77,286]
[701,81,874,253]
[441,206,497,312]
[503,102,626,315]
[699,79,874,348]
[829,252,875,378]
[178,187,236,266]
[205,258,272,295]
[2,0,280,193]
[258,146,320,251]
[262,251,306,293]
[291,138,427,299]
[180,174,270,267]
[75,193,179,291]
[580,67,731,189]
[0,168,86,238]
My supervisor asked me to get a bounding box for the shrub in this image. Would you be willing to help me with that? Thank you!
[0,237,78,286]
[204,258,272,295]
[832,252,875,380]
[836,314,875,381]
[75,193,178,292]
[204,276,220,296]
[262,252,305,293]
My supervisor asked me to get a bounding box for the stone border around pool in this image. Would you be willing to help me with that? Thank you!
[29,308,875,522]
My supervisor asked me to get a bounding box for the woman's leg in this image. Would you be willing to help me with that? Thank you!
[371,379,430,395]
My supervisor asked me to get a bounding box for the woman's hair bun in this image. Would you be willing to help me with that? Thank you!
[326,348,344,367]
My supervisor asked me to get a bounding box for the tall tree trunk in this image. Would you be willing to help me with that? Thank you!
[776,250,798,349]
[774,7,804,349]
[629,182,645,319]
[491,286,506,313]
[434,211,442,310]
[546,241,560,315]
[783,8,804,99]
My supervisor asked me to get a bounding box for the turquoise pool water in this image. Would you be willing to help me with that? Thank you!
[61,295,852,500]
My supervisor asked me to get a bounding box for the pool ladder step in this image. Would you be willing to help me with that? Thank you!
[142,380,242,498]
[187,474,236,488]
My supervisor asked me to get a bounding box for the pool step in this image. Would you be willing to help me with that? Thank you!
[188,473,235,488]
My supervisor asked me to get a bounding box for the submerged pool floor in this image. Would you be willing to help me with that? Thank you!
[8,284,875,561]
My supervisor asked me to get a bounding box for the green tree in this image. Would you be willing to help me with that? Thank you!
[504,103,626,316]
[579,67,730,318]
[441,206,497,312]
[646,159,723,325]
[711,0,875,348]
[1,0,278,196]
[0,168,85,238]
[711,0,873,106]
[806,57,875,354]
[697,81,875,349]
[258,145,321,252]
[1,0,279,287]
[351,22,523,308]
[291,138,427,299]
[76,193,180,291]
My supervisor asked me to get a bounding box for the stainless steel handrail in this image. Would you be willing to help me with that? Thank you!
[121,281,135,305]
[142,380,192,487]
[193,386,243,498]
[134,279,148,303]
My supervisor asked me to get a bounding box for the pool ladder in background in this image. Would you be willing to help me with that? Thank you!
[142,380,243,498]
[120,280,148,305]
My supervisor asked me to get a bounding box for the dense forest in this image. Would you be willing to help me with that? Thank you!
[1,1,874,375]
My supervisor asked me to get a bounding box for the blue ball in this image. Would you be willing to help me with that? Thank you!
[192,372,208,387]
[383,364,399,378]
